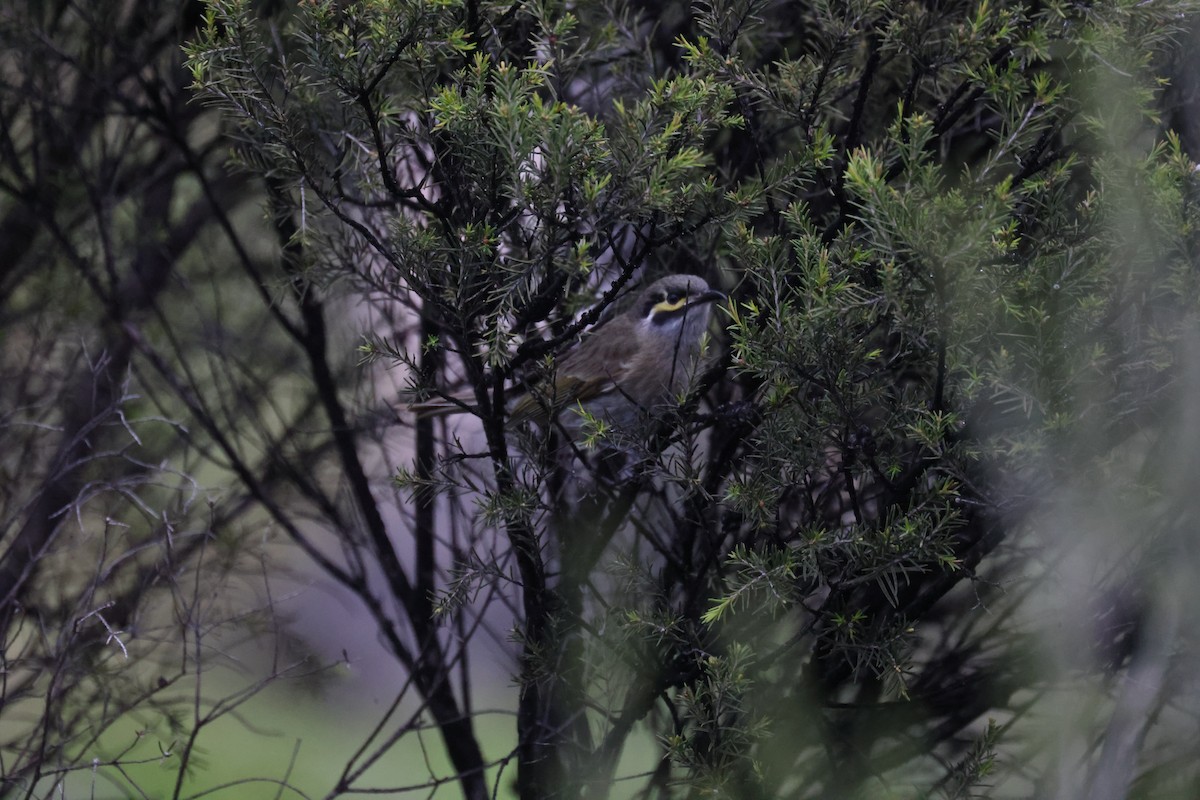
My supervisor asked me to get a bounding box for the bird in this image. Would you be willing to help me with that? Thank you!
[413,274,726,438]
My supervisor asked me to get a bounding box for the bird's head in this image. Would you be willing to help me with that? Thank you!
[637,274,726,334]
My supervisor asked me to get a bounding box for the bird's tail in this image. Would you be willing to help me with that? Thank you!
[404,391,477,419]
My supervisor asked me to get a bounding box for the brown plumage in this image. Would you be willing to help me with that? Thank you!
[413,274,725,435]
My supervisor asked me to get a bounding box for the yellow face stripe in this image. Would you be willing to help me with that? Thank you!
[651,296,689,315]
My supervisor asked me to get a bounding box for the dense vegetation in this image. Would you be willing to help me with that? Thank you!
[2,0,1198,797]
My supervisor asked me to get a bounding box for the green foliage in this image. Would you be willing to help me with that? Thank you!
[940,718,1003,799]
[666,644,770,794]
[184,0,1200,797]
[186,0,742,373]
[702,545,799,625]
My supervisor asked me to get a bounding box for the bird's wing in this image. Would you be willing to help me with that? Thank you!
[506,374,598,427]
[507,322,638,426]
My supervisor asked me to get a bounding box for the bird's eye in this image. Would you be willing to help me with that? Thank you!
[666,291,683,303]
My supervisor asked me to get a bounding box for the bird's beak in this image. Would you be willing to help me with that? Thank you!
[695,289,727,305]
